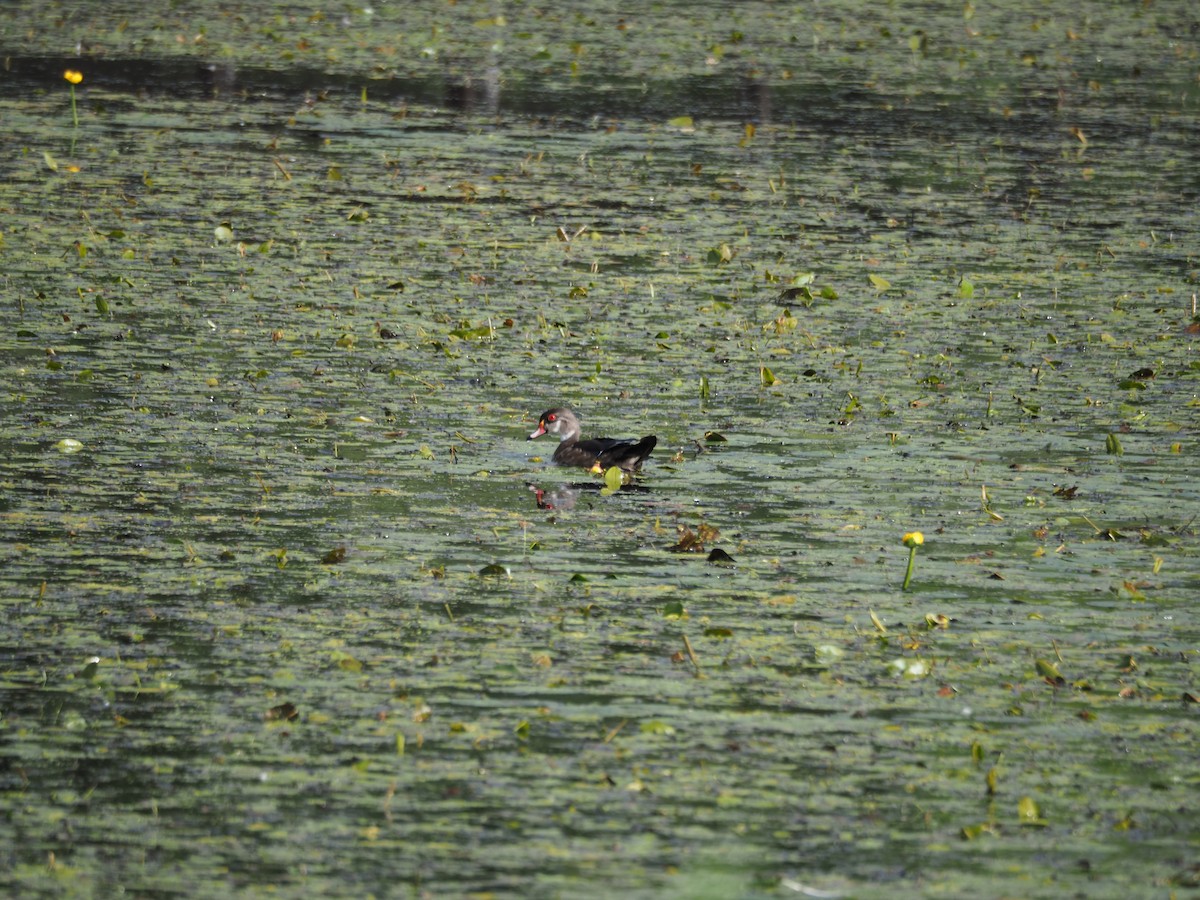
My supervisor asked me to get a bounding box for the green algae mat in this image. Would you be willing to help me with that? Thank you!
[1,2,1198,897]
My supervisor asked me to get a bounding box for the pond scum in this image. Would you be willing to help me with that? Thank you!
[1,2,1198,897]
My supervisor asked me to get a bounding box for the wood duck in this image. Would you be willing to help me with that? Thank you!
[528,407,657,473]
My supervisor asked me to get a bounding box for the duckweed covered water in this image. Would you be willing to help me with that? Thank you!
[1,2,1198,897]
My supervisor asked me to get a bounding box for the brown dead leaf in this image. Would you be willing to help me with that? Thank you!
[669,522,720,553]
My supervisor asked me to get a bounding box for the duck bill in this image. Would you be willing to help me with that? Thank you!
[528,422,547,440]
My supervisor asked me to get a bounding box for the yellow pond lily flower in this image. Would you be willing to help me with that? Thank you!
[64,70,84,127]
[901,531,924,591]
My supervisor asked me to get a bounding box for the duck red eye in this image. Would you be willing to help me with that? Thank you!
[547,414,557,422]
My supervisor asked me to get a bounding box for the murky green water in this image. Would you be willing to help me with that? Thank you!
[2,2,1198,897]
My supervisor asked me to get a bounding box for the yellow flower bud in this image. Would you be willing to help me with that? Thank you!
[64,70,84,85]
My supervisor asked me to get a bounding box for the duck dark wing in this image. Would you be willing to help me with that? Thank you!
[593,435,657,471]
[577,436,633,456]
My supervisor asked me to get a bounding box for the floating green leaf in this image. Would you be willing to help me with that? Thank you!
[961,822,996,840]
[603,466,624,492]
[449,324,495,340]
[1017,796,1047,826]
[706,244,733,265]
[77,657,100,681]
[321,546,347,565]
[1035,658,1065,683]
[662,600,686,618]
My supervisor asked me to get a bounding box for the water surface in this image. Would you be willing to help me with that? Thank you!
[1,2,1198,897]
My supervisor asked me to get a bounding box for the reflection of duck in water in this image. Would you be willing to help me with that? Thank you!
[528,483,582,511]
[527,408,656,474]
[527,480,653,511]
